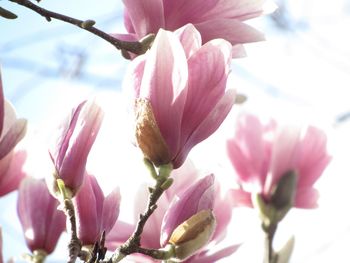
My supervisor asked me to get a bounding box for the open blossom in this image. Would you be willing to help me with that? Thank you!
[48,100,104,196]
[120,0,265,56]
[17,177,66,254]
[73,174,121,246]
[106,161,238,262]
[227,113,331,209]
[0,71,27,197]
[132,24,235,169]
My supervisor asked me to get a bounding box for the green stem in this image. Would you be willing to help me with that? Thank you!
[263,222,278,263]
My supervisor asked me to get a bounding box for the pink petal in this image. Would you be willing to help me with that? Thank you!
[264,126,301,196]
[201,0,264,21]
[174,24,202,59]
[294,187,319,209]
[297,126,331,188]
[160,174,214,246]
[231,44,247,58]
[173,89,235,168]
[0,119,27,159]
[180,39,232,143]
[17,178,65,253]
[140,29,188,158]
[194,18,265,45]
[122,0,165,37]
[212,189,234,242]
[229,188,253,207]
[74,175,103,245]
[227,113,269,186]
[0,150,26,197]
[102,187,121,236]
[105,221,135,250]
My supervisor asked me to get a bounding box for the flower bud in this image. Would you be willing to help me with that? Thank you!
[168,210,216,261]
[48,100,103,197]
[17,178,66,254]
[134,98,171,166]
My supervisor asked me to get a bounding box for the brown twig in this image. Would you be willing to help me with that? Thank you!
[8,0,153,56]
[63,199,82,263]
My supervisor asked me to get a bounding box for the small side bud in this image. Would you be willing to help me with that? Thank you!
[270,170,297,222]
[139,33,156,53]
[134,98,171,166]
[81,19,96,29]
[0,7,17,19]
[168,210,216,261]
[234,93,247,104]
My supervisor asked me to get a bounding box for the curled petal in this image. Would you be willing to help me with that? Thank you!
[102,188,121,235]
[174,24,202,59]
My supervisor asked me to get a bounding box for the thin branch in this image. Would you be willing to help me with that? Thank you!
[63,199,82,263]
[9,0,153,56]
[105,165,174,262]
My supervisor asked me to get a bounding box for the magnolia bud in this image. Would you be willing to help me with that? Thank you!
[134,98,171,166]
[168,210,216,261]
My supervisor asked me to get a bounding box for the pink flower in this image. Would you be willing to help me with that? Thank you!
[48,100,104,196]
[227,113,331,209]
[17,177,66,254]
[73,174,121,246]
[0,71,27,197]
[120,0,264,56]
[106,161,238,262]
[132,25,235,169]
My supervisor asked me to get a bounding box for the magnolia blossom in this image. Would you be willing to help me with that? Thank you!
[227,113,331,209]
[132,25,235,169]
[0,72,27,197]
[17,177,66,254]
[48,100,104,196]
[120,0,265,56]
[73,174,121,246]
[106,161,237,262]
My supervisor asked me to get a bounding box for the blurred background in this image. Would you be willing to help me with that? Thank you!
[1,0,350,262]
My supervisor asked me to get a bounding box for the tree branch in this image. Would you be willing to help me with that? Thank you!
[9,0,153,56]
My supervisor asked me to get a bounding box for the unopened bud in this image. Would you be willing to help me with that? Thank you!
[134,98,171,166]
[168,210,216,261]
[271,170,297,210]
[0,7,17,19]
[81,20,96,29]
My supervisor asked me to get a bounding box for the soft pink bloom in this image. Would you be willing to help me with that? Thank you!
[48,100,104,196]
[120,0,265,56]
[17,177,66,254]
[106,162,238,262]
[227,113,331,209]
[0,71,27,197]
[132,25,235,169]
[73,174,121,246]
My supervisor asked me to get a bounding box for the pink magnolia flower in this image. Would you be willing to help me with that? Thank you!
[227,113,331,209]
[120,0,265,56]
[73,174,121,246]
[48,100,104,196]
[132,25,236,169]
[17,177,66,254]
[106,162,238,262]
[0,72,27,197]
